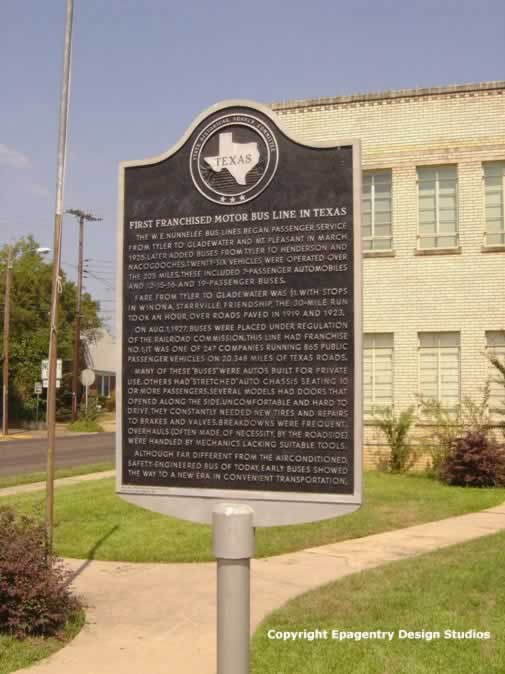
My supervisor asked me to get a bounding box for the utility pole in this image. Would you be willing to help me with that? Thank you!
[67,209,101,421]
[2,246,13,436]
[46,0,74,553]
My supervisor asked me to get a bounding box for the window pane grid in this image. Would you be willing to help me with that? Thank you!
[484,162,505,246]
[95,373,113,398]
[362,171,392,251]
[419,332,460,409]
[364,334,394,416]
[363,236,393,250]
[418,166,458,249]
[486,332,505,416]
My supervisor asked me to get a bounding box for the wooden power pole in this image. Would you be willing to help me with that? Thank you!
[67,209,101,421]
[2,246,13,436]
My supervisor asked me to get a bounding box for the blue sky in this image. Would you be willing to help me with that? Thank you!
[1,0,504,330]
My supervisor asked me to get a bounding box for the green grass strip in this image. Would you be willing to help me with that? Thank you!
[0,463,114,489]
[0,610,84,674]
[251,530,505,674]
[1,472,503,563]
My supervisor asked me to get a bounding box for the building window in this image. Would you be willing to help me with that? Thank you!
[362,170,392,250]
[483,162,505,246]
[417,165,458,249]
[364,333,394,416]
[96,373,115,398]
[418,332,460,408]
[486,331,505,415]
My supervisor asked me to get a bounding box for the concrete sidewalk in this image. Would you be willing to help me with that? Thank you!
[12,501,505,674]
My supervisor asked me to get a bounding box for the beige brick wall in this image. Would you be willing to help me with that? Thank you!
[271,82,505,468]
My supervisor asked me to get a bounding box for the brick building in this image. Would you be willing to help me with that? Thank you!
[272,81,505,465]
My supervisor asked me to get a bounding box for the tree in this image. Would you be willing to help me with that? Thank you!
[0,236,102,420]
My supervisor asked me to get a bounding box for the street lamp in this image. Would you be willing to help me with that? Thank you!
[2,245,51,436]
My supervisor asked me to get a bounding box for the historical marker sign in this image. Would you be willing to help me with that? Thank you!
[116,101,362,525]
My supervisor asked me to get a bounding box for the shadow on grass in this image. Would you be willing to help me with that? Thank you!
[65,525,120,584]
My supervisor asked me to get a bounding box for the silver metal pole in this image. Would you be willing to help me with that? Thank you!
[212,503,255,674]
[46,0,74,553]
[2,246,13,436]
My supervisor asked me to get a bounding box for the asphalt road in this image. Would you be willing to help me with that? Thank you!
[0,433,115,476]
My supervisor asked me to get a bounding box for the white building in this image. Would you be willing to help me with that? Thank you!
[84,329,117,399]
[272,81,505,463]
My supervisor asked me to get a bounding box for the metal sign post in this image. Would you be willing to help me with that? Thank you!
[79,368,95,414]
[34,382,42,425]
[213,504,255,674]
[116,100,362,674]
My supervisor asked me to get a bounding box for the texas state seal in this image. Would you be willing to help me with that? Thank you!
[190,112,279,205]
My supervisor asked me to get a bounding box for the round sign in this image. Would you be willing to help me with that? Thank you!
[189,112,279,205]
[80,368,96,386]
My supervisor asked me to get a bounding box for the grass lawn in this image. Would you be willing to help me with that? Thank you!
[1,473,503,563]
[251,530,505,674]
[0,611,84,674]
[0,463,114,489]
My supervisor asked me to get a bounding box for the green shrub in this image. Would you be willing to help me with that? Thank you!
[78,396,100,422]
[67,419,104,433]
[440,431,505,487]
[56,406,72,423]
[0,507,81,639]
[418,384,492,476]
[373,406,417,473]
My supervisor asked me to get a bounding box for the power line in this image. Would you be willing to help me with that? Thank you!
[85,270,116,276]
[83,269,115,291]
[85,264,116,269]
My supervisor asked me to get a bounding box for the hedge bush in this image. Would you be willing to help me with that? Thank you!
[373,406,417,473]
[0,507,81,639]
[440,431,505,488]
[66,419,104,432]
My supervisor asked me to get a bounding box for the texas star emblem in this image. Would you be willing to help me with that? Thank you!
[190,112,279,205]
[204,132,260,186]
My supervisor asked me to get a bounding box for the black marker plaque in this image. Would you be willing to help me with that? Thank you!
[119,102,361,510]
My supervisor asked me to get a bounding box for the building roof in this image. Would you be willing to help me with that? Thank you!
[271,80,505,112]
[84,329,118,375]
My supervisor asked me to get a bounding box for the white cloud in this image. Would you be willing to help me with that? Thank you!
[0,143,32,169]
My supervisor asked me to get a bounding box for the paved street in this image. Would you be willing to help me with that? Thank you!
[0,433,115,476]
